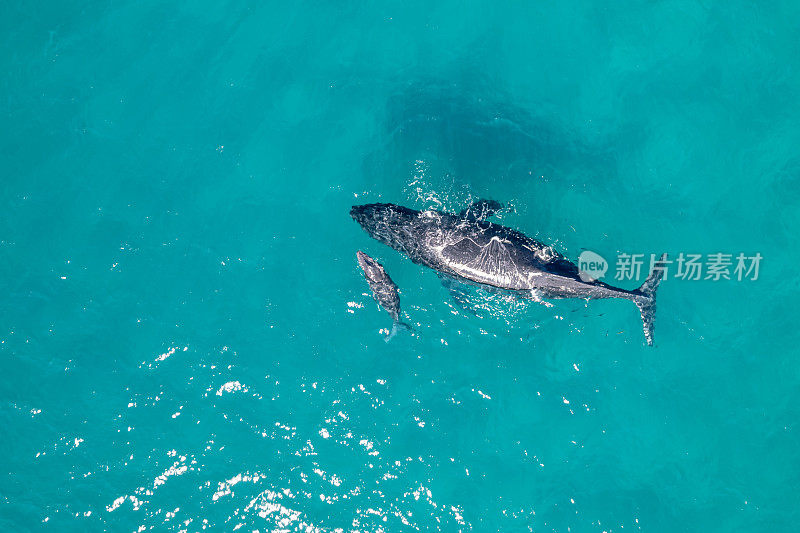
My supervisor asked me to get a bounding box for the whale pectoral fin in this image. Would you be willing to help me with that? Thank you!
[459,199,503,221]
[439,276,481,316]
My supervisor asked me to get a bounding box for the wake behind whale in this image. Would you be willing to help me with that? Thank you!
[351,200,667,345]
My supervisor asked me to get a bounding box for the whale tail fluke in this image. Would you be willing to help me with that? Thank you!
[632,253,668,346]
[385,321,412,342]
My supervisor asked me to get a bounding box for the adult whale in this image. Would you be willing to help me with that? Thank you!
[350,200,667,345]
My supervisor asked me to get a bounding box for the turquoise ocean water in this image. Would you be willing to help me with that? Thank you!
[3,1,800,531]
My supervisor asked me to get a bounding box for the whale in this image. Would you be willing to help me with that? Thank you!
[356,250,412,341]
[350,200,667,345]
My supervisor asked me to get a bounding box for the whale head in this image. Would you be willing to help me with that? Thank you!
[356,250,386,283]
[350,203,418,250]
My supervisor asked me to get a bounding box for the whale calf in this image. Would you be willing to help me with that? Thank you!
[351,201,667,345]
[356,250,411,341]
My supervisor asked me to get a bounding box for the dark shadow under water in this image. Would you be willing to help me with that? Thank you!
[363,79,618,197]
